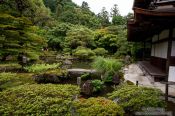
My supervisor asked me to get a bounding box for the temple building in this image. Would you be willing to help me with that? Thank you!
[127,0,175,82]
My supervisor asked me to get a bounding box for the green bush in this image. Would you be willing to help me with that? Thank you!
[108,84,165,112]
[0,73,17,85]
[80,73,91,80]
[24,63,60,73]
[91,80,104,92]
[93,48,108,56]
[73,47,95,60]
[0,84,80,115]
[73,97,124,116]
[92,57,123,82]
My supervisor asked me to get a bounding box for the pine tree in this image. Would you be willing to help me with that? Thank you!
[0,1,47,61]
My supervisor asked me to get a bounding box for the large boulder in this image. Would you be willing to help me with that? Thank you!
[33,74,60,84]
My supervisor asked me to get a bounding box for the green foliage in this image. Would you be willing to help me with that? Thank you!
[73,97,124,116]
[0,73,34,90]
[1,0,51,26]
[73,47,95,60]
[80,73,90,80]
[92,57,123,82]
[24,63,60,73]
[93,48,108,56]
[0,73,17,85]
[64,26,95,51]
[0,84,80,115]
[47,22,72,50]
[112,16,126,25]
[94,26,133,56]
[56,1,100,28]
[91,80,104,92]
[97,7,110,27]
[108,85,165,112]
[92,57,123,75]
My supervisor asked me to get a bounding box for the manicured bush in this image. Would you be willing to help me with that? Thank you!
[73,97,124,116]
[93,48,108,56]
[0,73,17,85]
[24,63,60,73]
[92,57,123,82]
[91,80,104,92]
[108,84,165,112]
[0,84,80,115]
[73,47,95,60]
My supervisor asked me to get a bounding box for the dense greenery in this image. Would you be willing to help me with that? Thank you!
[92,57,123,82]
[91,80,104,92]
[0,84,80,115]
[24,63,60,73]
[0,0,157,115]
[108,84,165,112]
[73,97,124,116]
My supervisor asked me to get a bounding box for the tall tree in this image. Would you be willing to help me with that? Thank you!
[0,0,47,61]
[98,7,110,27]
[110,4,120,17]
[110,4,125,25]
[81,1,89,10]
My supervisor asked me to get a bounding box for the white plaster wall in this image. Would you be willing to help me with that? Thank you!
[151,45,155,56]
[168,66,175,82]
[159,29,169,40]
[152,42,168,58]
[171,41,175,56]
[152,35,158,42]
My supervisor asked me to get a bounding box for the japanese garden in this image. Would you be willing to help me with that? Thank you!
[0,0,175,115]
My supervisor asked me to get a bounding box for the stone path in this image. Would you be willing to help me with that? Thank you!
[123,64,175,98]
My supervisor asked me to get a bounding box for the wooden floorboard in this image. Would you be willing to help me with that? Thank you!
[138,61,167,78]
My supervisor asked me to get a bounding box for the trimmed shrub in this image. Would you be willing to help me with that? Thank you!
[73,47,95,60]
[93,48,108,56]
[108,84,165,112]
[91,80,104,92]
[24,63,60,73]
[0,84,80,115]
[0,72,17,85]
[73,97,124,116]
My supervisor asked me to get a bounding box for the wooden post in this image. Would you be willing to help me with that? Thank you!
[136,81,139,86]
[165,83,169,103]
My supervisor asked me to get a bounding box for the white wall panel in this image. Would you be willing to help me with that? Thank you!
[152,35,158,42]
[159,29,169,40]
[171,41,175,56]
[154,42,168,58]
[168,66,175,82]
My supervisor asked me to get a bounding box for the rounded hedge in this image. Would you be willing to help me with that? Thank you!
[73,97,124,116]
[108,85,165,112]
[0,84,80,115]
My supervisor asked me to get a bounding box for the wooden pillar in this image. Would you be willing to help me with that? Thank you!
[142,41,146,61]
[165,28,173,103]
[166,28,173,75]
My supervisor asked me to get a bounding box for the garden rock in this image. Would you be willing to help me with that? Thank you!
[81,80,93,95]
[33,74,60,84]
[112,73,120,84]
